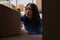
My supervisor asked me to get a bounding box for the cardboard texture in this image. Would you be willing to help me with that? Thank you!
[0,4,20,37]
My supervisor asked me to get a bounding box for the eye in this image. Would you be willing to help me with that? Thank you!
[25,8,28,10]
[25,7,32,11]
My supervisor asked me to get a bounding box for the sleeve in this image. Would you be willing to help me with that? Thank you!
[39,18,42,34]
[38,17,42,27]
[37,17,42,34]
[20,15,24,22]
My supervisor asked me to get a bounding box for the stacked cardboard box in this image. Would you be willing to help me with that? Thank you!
[0,4,20,37]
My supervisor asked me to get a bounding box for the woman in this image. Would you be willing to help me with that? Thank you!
[20,3,42,35]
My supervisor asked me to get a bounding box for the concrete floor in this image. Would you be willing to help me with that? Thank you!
[0,34,42,40]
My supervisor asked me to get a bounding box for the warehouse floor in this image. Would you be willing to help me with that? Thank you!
[0,34,42,40]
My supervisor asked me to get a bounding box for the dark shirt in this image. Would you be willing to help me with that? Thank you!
[20,15,42,34]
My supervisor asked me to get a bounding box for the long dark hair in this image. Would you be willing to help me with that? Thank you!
[25,3,40,29]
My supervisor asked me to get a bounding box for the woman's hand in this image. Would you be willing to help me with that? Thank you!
[20,29,28,35]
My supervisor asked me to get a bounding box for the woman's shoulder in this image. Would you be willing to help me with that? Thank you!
[20,15,25,19]
[20,15,25,21]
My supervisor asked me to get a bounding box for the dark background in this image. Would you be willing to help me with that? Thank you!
[43,0,60,40]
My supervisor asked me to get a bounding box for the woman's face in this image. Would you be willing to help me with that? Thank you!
[25,5,32,19]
